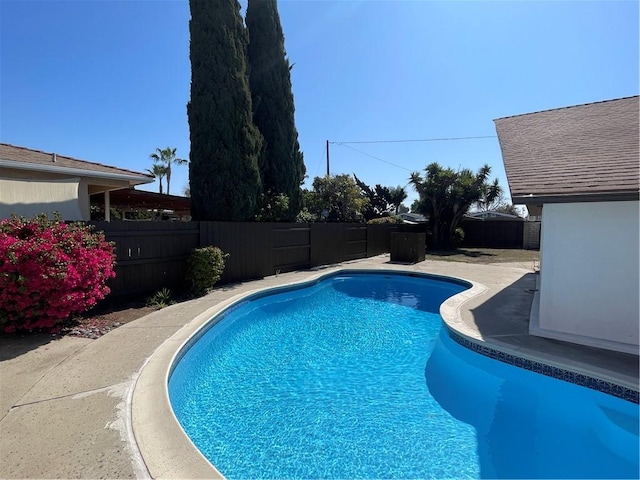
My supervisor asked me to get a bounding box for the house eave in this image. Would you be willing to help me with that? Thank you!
[0,159,154,185]
[513,191,640,206]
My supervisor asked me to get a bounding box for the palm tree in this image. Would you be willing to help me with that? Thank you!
[147,164,168,194]
[410,163,501,248]
[149,147,187,195]
[388,186,408,215]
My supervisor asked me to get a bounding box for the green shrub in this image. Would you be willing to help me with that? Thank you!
[367,216,404,224]
[146,288,175,309]
[186,246,227,296]
[256,193,290,222]
[295,208,317,223]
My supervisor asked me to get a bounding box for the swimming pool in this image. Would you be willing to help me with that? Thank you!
[168,272,639,479]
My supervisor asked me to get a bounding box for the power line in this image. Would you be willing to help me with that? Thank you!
[334,143,413,172]
[329,135,496,145]
[312,143,326,178]
[325,134,496,176]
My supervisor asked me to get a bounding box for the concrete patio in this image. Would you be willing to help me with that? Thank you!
[1,255,638,479]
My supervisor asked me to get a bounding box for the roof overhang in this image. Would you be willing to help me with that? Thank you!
[0,158,154,185]
[513,191,640,206]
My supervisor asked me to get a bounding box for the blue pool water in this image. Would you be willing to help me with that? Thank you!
[169,272,640,479]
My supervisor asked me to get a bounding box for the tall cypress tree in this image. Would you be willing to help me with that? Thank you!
[188,0,263,221]
[246,0,305,220]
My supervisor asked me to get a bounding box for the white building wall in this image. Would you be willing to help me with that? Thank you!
[0,176,85,220]
[535,201,639,354]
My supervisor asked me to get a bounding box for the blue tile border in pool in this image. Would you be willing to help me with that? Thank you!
[447,328,639,404]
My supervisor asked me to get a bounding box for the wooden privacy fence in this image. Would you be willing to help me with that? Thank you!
[460,219,540,249]
[88,219,537,296]
[198,222,383,283]
[88,221,199,297]
[89,221,416,296]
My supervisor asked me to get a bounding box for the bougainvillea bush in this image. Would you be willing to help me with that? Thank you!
[0,214,116,333]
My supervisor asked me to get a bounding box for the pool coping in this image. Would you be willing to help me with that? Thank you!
[132,267,353,478]
[439,289,640,403]
[131,265,638,479]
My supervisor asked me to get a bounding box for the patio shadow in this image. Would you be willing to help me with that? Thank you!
[0,332,55,362]
[428,248,496,258]
[467,272,639,387]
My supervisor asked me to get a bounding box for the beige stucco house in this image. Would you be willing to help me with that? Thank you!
[0,143,153,221]
[494,96,639,355]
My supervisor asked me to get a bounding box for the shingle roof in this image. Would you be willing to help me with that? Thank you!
[0,143,154,181]
[494,96,639,203]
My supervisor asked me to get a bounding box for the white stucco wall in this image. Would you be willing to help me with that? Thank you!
[534,201,639,354]
[0,176,86,220]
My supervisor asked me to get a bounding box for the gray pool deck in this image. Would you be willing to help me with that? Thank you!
[1,255,638,479]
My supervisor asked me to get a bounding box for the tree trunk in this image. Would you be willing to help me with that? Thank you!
[431,216,441,249]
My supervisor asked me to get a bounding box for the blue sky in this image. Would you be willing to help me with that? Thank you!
[1,1,638,207]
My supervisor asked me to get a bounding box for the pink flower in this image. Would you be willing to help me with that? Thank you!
[0,214,116,333]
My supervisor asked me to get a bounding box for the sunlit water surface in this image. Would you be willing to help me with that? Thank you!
[169,273,639,479]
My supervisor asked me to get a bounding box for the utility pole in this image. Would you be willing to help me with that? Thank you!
[326,140,330,176]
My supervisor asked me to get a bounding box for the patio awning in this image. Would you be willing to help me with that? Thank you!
[90,188,191,214]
